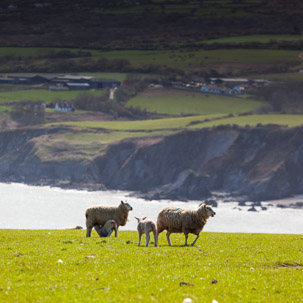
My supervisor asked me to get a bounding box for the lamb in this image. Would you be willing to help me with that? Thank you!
[135,217,158,247]
[157,204,216,246]
[85,201,133,237]
[94,220,117,237]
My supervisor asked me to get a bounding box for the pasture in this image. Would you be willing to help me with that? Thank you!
[127,88,264,115]
[0,46,301,74]
[99,49,301,70]
[188,114,303,129]
[203,35,303,45]
[0,230,302,303]
[51,114,303,133]
[0,89,104,105]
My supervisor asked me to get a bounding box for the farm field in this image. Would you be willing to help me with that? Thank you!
[0,230,302,303]
[189,114,303,129]
[203,34,303,45]
[51,114,303,133]
[50,114,225,131]
[0,46,301,75]
[127,88,264,115]
[99,49,301,69]
[0,47,101,57]
[0,89,104,105]
[253,72,303,82]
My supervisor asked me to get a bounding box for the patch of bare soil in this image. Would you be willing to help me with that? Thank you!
[0,118,19,130]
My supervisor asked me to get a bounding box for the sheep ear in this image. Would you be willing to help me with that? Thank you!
[135,216,139,221]
[143,217,147,220]
[121,201,124,204]
[201,203,206,208]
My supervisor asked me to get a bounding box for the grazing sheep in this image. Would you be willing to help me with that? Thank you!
[135,217,158,247]
[94,220,117,237]
[85,201,133,237]
[157,204,216,246]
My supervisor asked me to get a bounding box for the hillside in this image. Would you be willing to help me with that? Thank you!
[1,0,303,50]
[1,125,303,203]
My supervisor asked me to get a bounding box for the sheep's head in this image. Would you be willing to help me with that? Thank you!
[135,216,147,222]
[199,204,216,218]
[121,201,133,211]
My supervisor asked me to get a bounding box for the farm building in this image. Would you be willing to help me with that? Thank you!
[4,74,54,84]
[0,74,121,90]
[95,78,121,88]
[55,102,75,112]
[201,84,245,95]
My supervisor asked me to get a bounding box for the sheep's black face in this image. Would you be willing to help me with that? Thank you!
[206,206,216,217]
[121,201,133,211]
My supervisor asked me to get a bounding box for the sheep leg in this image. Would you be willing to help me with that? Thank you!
[138,232,142,246]
[145,233,150,247]
[191,233,200,246]
[153,229,158,247]
[166,231,172,246]
[184,233,189,246]
[115,226,118,237]
[106,230,113,237]
[86,225,93,237]
[94,225,102,236]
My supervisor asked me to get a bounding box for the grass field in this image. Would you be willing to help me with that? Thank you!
[189,114,303,129]
[100,49,301,71]
[1,230,302,303]
[0,46,301,74]
[0,47,100,57]
[203,35,303,45]
[50,114,303,134]
[0,89,104,105]
[253,72,303,82]
[49,114,225,131]
[127,89,264,115]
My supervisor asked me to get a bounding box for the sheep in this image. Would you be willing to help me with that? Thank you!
[157,204,216,246]
[135,217,158,247]
[85,201,133,237]
[94,220,117,237]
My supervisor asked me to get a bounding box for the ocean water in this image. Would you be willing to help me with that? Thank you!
[0,182,302,234]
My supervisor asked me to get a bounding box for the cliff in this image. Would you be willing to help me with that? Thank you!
[1,125,303,202]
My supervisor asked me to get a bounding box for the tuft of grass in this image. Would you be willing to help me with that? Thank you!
[0,230,302,303]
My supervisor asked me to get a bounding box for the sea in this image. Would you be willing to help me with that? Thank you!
[0,182,302,234]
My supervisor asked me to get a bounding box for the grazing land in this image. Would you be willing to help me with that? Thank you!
[127,88,264,115]
[51,114,303,132]
[0,89,104,105]
[1,230,302,303]
[188,114,303,129]
[203,35,303,45]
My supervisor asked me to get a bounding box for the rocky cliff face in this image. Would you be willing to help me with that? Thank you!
[1,125,303,202]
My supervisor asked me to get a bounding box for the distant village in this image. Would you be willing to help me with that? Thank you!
[168,77,272,96]
[0,73,272,112]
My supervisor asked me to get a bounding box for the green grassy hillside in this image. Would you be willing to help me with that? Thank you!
[127,88,264,115]
[1,230,302,303]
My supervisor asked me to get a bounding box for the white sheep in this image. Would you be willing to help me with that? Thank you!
[157,204,216,246]
[85,201,133,237]
[94,220,117,237]
[135,217,158,247]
